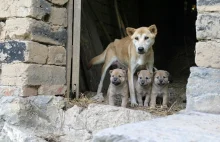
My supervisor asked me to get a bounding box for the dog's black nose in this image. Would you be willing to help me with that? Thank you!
[138,47,144,52]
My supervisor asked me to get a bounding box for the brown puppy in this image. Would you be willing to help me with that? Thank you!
[88,25,157,107]
[135,70,153,107]
[107,69,129,107]
[150,70,171,109]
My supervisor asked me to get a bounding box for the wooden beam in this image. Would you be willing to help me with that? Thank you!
[66,0,73,100]
[72,0,82,99]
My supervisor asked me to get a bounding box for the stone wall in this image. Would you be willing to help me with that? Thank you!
[0,0,68,96]
[186,0,220,114]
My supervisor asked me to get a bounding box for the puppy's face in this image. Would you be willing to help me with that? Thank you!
[154,70,170,86]
[126,25,157,54]
[137,70,153,86]
[109,69,127,86]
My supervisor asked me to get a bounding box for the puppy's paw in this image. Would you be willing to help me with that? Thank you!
[161,105,168,109]
[150,106,156,110]
[138,103,143,107]
[144,103,149,107]
[130,101,138,107]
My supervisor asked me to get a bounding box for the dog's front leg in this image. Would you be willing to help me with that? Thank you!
[150,92,157,109]
[146,62,154,73]
[128,69,138,107]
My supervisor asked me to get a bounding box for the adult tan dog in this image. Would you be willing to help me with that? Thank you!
[107,69,128,107]
[134,70,153,107]
[88,25,157,106]
[150,70,171,109]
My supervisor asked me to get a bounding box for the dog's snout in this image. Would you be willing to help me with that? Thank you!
[113,77,117,81]
[138,47,144,52]
[159,79,163,83]
[141,80,145,84]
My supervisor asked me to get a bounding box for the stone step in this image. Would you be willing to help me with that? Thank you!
[93,111,220,142]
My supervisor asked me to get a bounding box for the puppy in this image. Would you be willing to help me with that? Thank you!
[150,70,171,109]
[107,69,129,107]
[135,70,153,107]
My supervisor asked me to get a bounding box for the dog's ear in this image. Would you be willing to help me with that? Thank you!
[126,27,136,37]
[109,70,113,75]
[148,24,157,36]
[165,71,173,83]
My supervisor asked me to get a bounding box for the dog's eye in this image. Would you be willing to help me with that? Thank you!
[119,75,122,78]
[146,77,148,79]
[144,36,149,40]
[135,37,139,40]
[163,76,166,78]
[139,77,142,79]
[156,76,159,79]
[112,75,114,77]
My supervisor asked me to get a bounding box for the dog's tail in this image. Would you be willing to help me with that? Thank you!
[87,48,107,69]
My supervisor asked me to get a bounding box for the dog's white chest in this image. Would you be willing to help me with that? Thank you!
[137,56,146,65]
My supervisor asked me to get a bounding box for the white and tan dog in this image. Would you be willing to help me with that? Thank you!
[150,70,171,109]
[135,70,153,107]
[107,69,128,107]
[88,25,157,106]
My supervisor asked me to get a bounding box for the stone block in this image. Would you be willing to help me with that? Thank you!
[38,85,67,95]
[186,67,220,114]
[4,18,67,46]
[196,13,220,40]
[0,86,37,96]
[48,7,67,27]
[196,41,220,69]
[0,41,48,64]
[0,0,51,20]
[197,0,220,12]
[47,0,68,5]
[1,63,66,86]
[47,46,66,65]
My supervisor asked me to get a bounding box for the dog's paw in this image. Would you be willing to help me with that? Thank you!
[130,101,138,107]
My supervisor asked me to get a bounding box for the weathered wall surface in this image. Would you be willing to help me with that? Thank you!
[186,0,220,113]
[0,0,68,96]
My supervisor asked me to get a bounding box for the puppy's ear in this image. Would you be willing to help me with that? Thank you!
[137,71,140,76]
[109,70,113,75]
[126,27,136,37]
[165,71,173,83]
[148,24,157,36]
[122,70,127,75]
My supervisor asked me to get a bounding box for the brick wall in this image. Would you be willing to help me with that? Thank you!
[0,0,68,96]
[186,0,220,114]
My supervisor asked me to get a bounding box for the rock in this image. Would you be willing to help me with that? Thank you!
[93,112,220,142]
[47,0,68,5]
[48,7,67,27]
[0,96,65,141]
[0,96,152,142]
[0,0,51,20]
[1,63,66,86]
[47,46,66,65]
[0,85,38,96]
[195,41,220,69]
[38,85,67,96]
[0,41,48,64]
[4,18,67,46]
[197,0,220,12]
[61,103,152,142]
[196,13,220,40]
[186,67,220,114]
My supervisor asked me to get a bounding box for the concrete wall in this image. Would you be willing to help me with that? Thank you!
[0,0,68,96]
[186,0,220,114]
